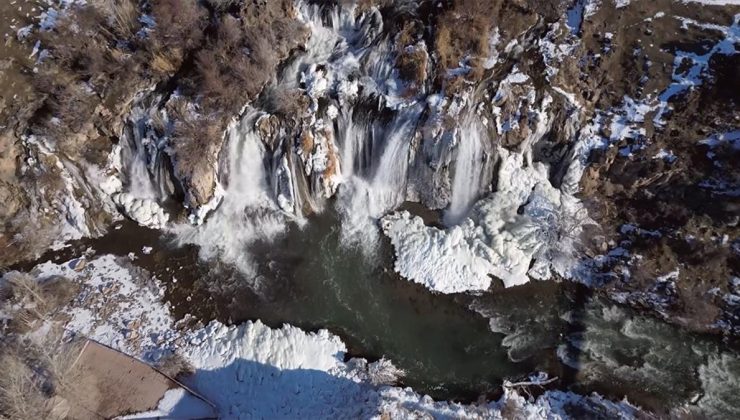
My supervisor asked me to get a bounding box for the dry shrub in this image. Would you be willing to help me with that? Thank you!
[268,88,310,118]
[393,18,427,90]
[155,352,195,379]
[0,273,79,333]
[396,47,428,88]
[193,16,268,112]
[166,97,223,197]
[171,115,222,168]
[41,7,120,80]
[106,0,141,40]
[0,336,84,420]
[30,78,98,140]
[30,2,148,140]
[205,0,242,12]
[150,0,208,52]
[189,2,309,114]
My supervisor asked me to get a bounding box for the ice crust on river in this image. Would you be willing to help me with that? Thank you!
[10,255,644,419]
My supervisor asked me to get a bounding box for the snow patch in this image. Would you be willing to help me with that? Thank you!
[31,255,175,358]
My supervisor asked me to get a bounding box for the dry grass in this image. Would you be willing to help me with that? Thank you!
[150,50,182,75]
[0,352,51,420]
[106,0,140,40]
[0,272,79,333]
[155,352,195,380]
[0,335,84,420]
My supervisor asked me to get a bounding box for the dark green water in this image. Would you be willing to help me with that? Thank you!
[20,210,740,416]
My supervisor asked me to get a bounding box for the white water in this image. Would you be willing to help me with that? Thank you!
[120,106,171,201]
[280,2,424,252]
[174,112,286,275]
[336,105,422,250]
[170,2,404,268]
[446,116,488,225]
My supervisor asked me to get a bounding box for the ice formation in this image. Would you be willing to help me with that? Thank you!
[384,142,590,293]
[11,255,648,419]
[111,192,169,229]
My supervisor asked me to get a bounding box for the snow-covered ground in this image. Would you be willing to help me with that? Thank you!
[6,254,645,419]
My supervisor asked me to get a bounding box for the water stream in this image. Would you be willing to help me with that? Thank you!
[30,2,739,417]
[23,214,740,416]
[446,115,490,225]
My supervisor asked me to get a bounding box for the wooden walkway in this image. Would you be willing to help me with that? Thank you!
[57,339,216,419]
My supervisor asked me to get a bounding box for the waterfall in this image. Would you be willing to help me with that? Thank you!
[335,104,422,251]
[337,109,368,179]
[174,112,287,275]
[120,106,171,202]
[445,116,489,225]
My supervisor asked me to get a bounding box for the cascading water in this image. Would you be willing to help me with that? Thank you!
[174,111,286,275]
[335,104,423,250]
[119,106,172,201]
[109,101,175,229]
[445,115,490,225]
[169,1,407,267]
[165,1,583,281]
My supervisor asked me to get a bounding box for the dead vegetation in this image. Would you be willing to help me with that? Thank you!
[0,272,79,333]
[155,352,195,380]
[0,334,84,420]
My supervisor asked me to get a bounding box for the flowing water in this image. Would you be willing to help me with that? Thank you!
[22,213,740,416]
[446,115,491,225]
[25,2,739,417]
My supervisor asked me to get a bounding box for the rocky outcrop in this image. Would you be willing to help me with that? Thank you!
[2,0,738,339]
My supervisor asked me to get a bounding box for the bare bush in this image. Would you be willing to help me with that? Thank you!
[155,352,195,379]
[30,78,98,140]
[0,336,84,420]
[267,88,310,118]
[41,7,118,79]
[189,3,308,114]
[171,114,222,167]
[0,272,79,332]
[150,0,208,52]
